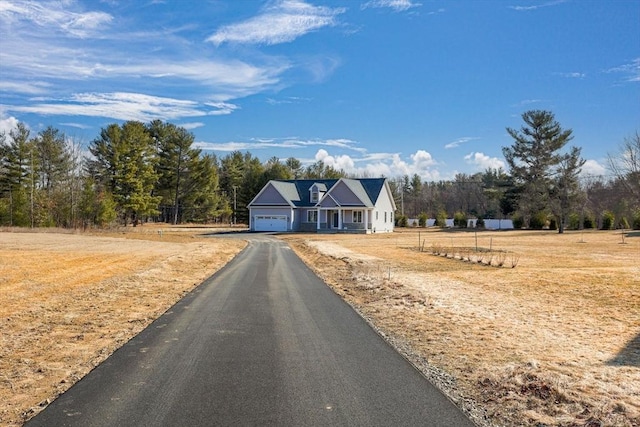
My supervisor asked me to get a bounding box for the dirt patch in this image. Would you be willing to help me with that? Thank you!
[281,229,640,427]
[0,227,246,426]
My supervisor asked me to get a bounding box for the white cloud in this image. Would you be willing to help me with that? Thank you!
[509,0,567,12]
[315,148,355,171]
[0,113,20,136]
[444,136,479,149]
[10,92,220,122]
[513,99,542,107]
[410,150,436,169]
[427,8,445,16]
[194,137,367,153]
[312,148,440,180]
[580,159,606,177]
[0,0,293,120]
[362,0,422,12]
[604,58,640,83]
[0,1,113,38]
[464,152,505,170]
[180,122,205,130]
[555,72,586,79]
[207,0,345,46]
[0,80,52,95]
[59,122,91,130]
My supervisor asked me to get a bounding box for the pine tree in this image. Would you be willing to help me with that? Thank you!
[503,110,583,231]
[88,121,160,225]
[148,120,202,224]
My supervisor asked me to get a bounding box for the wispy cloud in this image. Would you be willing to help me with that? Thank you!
[509,0,568,12]
[444,137,479,149]
[180,122,205,130]
[59,122,92,130]
[195,137,367,153]
[604,58,640,83]
[464,152,505,170]
[207,0,345,46]
[266,96,312,105]
[362,0,422,12]
[554,71,586,79]
[427,8,445,16]
[9,92,230,122]
[512,99,543,108]
[0,0,294,121]
[0,0,113,38]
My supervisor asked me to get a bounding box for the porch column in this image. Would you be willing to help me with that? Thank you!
[364,209,369,231]
[338,208,343,229]
[317,208,321,230]
[290,208,294,231]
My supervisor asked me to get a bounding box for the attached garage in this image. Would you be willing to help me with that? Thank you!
[253,215,288,232]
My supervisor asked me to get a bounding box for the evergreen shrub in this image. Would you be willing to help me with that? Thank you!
[601,211,615,230]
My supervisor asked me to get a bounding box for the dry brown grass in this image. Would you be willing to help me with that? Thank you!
[2,226,638,427]
[0,226,246,426]
[281,228,640,427]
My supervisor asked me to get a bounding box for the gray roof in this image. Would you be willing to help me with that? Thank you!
[270,181,300,203]
[341,179,374,207]
[249,178,390,208]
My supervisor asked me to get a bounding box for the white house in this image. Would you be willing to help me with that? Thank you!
[247,178,396,233]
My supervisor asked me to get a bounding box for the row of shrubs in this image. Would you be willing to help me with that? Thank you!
[395,210,640,230]
[512,210,640,230]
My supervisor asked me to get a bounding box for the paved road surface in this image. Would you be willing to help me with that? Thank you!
[27,234,474,427]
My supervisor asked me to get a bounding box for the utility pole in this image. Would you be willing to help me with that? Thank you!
[233,185,238,225]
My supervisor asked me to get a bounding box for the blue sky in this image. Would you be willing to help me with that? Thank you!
[1,0,638,180]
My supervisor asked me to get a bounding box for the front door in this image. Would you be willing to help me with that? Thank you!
[332,211,339,228]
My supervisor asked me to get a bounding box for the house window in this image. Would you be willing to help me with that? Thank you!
[384,212,387,222]
[311,192,318,203]
[376,211,379,220]
[307,210,318,222]
[353,211,363,223]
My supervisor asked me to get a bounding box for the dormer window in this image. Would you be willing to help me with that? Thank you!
[309,183,326,204]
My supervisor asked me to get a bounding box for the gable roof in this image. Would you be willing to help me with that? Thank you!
[248,178,390,209]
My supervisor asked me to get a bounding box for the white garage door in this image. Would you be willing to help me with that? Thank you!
[254,215,288,232]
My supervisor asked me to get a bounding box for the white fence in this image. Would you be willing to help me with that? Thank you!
[407,218,514,230]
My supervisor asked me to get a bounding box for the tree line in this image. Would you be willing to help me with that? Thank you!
[0,120,346,228]
[1,111,638,231]
[394,111,639,232]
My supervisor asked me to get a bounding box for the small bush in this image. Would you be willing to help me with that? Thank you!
[476,217,485,229]
[529,212,548,230]
[633,210,640,230]
[512,215,524,229]
[395,214,408,227]
[453,211,468,228]
[568,213,580,230]
[618,217,630,229]
[435,211,447,227]
[583,213,595,229]
[418,212,428,227]
[601,210,615,230]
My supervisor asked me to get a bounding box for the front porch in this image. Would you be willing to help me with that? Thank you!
[314,208,372,234]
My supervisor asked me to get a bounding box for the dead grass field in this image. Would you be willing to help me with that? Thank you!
[0,226,246,426]
[281,228,640,427]
[1,226,638,427]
